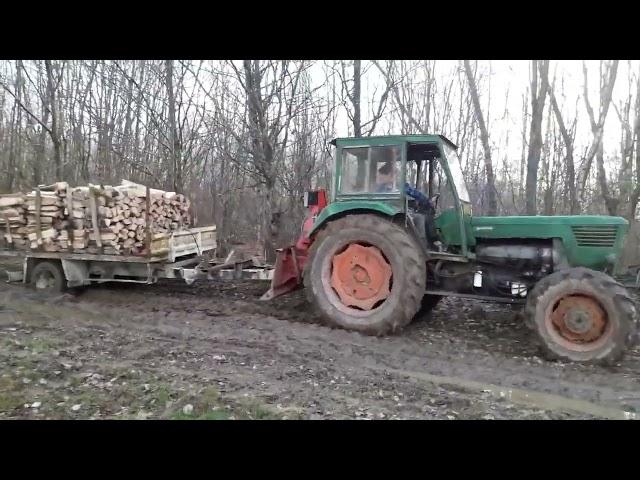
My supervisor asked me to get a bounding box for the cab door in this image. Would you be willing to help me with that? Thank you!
[430,154,464,248]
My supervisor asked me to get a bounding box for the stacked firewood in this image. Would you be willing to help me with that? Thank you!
[0,180,191,256]
[25,182,70,251]
[0,193,27,249]
[1,182,69,251]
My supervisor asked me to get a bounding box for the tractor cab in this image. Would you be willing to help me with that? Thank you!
[326,134,473,257]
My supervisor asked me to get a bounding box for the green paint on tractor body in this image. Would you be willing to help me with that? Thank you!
[310,200,401,237]
[311,135,630,273]
[470,215,628,270]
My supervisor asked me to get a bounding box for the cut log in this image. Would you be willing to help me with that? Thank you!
[89,231,117,241]
[26,196,62,207]
[0,195,25,208]
[28,228,56,242]
[0,208,21,218]
[72,239,88,249]
[0,216,26,224]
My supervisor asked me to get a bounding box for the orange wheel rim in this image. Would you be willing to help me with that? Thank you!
[329,243,392,310]
[549,294,609,346]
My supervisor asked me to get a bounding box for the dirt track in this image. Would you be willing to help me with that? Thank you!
[1,262,639,419]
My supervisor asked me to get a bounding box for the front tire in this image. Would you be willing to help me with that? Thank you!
[303,214,426,335]
[525,267,638,365]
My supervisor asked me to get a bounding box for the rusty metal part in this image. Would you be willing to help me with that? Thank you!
[260,247,306,301]
[550,295,608,345]
[260,189,328,302]
[329,243,392,310]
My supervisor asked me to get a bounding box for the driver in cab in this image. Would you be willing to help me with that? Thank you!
[375,154,435,211]
[376,161,396,192]
[375,147,401,193]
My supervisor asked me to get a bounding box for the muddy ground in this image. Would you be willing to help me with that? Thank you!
[1,258,639,420]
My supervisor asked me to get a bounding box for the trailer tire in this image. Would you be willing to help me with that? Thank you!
[30,261,66,293]
[525,267,638,365]
[303,214,426,336]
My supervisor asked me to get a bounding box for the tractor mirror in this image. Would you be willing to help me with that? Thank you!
[304,190,328,209]
[304,191,319,207]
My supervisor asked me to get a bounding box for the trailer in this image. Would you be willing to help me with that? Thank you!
[0,226,219,292]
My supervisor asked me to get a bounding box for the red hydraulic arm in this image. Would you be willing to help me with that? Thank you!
[260,190,328,301]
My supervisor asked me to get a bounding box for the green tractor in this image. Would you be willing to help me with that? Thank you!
[263,134,639,364]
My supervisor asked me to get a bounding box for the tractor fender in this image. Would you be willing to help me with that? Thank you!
[308,201,401,238]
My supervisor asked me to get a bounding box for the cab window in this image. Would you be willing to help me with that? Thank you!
[339,145,401,194]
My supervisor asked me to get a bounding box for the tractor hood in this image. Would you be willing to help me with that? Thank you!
[471,215,628,238]
[470,215,629,270]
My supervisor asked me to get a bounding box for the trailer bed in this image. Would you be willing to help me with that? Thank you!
[0,225,217,288]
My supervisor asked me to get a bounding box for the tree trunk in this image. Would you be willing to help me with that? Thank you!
[525,60,550,215]
[242,60,277,262]
[463,60,497,215]
[45,60,62,180]
[630,68,640,220]
[547,78,577,214]
[4,62,22,191]
[582,60,619,215]
[34,102,50,186]
[351,60,367,190]
[165,60,182,192]
[352,60,362,137]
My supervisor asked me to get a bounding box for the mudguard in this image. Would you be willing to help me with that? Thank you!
[308,201,400,238]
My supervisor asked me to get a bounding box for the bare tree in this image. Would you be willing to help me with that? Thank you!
[545,68,578,214]
[630,65,640,220]
[525,60,550,215]
[164,60,183,192]
[44,60,64,179]
[225,60,307,260]
[581,60,619,215]
[463,60,497,215]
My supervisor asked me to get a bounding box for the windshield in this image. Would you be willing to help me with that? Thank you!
[441,143,470,203]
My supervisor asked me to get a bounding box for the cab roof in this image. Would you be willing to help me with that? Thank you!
[330,134,458,150]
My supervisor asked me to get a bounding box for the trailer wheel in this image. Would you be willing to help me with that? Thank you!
[30,261,66,293]
[525,267,638,365]
[303,214,426,336]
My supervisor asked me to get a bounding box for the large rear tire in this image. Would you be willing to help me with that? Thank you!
[525,267,638,365]
[303,214,426,335]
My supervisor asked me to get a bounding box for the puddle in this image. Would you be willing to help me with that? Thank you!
[375,366,638,420]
